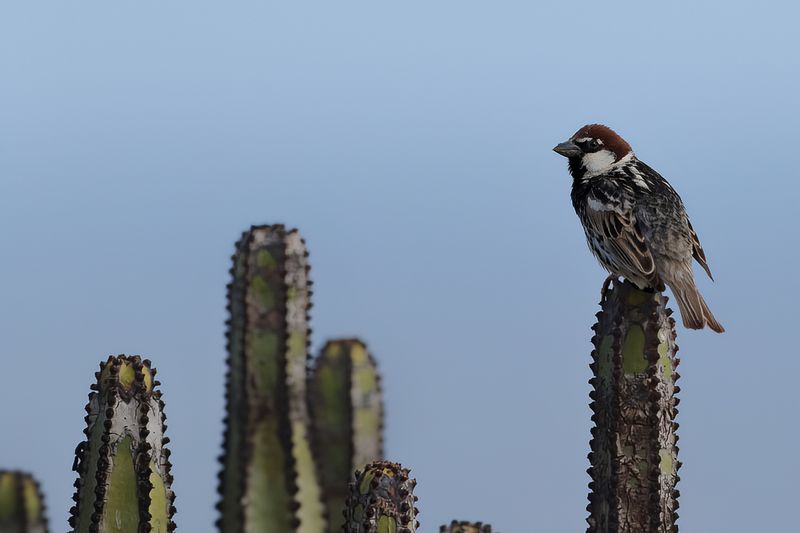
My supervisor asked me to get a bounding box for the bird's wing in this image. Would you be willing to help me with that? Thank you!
[584,189,657,279]
[687,218,714,280]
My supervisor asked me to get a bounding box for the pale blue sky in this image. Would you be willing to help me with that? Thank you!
[2,2,798,531]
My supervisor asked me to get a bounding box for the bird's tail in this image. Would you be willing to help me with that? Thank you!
[670,277,724,333]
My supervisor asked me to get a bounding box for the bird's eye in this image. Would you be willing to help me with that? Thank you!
[576,139,601,152]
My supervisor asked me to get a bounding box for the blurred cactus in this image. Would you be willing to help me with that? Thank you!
[217,225,326,533]
[0,471,49,533]
[309,339,384,532]
[68,355,175,533]
[586,279,680,533]
[440,521,493,533]
[344,461,418,533]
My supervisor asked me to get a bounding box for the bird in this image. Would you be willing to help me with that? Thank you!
[553,124,724,333]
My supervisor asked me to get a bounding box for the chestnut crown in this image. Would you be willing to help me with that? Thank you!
[553,124,633,161]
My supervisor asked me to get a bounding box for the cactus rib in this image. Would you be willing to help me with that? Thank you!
[68,355,175,533]
[586,279,680,533]
[344,461,418,533]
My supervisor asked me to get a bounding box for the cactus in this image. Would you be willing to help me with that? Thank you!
[0,471,49,533]
[344,461,418,533]
[68,355,175,533]
[586,279,679,533]
[309,339,384,532]
[217,225,326,533]
[440,521,493,533]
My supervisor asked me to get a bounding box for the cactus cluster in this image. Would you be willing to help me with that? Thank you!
[216,225,391,533]
[2,224,694,532]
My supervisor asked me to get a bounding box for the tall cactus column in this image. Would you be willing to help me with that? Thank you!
[586,279,680,533]
[309,339,384,532]
[68,355,175,533]
[217,225,325,533]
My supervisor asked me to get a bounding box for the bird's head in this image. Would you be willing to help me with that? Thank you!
[553,124,633,177]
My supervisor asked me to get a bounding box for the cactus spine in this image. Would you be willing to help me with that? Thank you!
[586,279,680,533]
[0,471,49,533]
[310,339,384,532]
[68,355,175,533]
[217,225,325,533]
[344,461,418,533]
[440,521,493,533]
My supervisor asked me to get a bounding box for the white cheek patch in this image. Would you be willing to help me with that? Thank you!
[582,150,617,174]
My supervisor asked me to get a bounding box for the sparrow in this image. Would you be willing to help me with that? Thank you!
[553,124,724,332]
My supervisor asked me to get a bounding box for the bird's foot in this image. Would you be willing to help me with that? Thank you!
[601,275,618,301]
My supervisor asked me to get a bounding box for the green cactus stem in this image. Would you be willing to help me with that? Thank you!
[344,461,418,533]
[586,279,680,533]
[217,225,325,533]
[0,471,49,533]
[309,338,384,533]
[68,355,175,533]
[439,520,493,533]
[439,521,493,533]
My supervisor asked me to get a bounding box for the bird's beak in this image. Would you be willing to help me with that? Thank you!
[553,140,582,158]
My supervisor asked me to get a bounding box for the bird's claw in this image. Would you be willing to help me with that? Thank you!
[601,275,618,301]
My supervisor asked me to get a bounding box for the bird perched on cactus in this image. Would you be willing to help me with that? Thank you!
[553,124,724,332]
